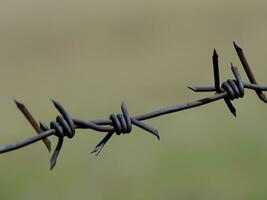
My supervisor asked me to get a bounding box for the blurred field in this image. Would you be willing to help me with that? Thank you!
[1,0,267,199]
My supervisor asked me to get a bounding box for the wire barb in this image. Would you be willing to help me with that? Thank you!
[213,49,220,92]
[0,42,267,170]
[91,101,159,156]
[14,100,51,151]
[233,41,267,103]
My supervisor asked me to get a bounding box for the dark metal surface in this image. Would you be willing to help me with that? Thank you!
[0,42,266,170]
[212,49,220,93]
[233,42,267,102]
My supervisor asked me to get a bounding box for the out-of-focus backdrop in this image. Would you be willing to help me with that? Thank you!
[0,0,267,199]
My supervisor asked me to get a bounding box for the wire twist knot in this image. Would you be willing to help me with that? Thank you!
[39,100,76,170]
[221,78,244,100]
[41,100,75,139]
[91,100,159,156]
[110,104,132,135]
[50,114,75,139]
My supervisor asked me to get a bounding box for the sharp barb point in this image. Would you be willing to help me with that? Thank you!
[121,100,127,109]
[231,109,236,117]
[213,49,218,57]
[233,41,267,103]
[224,99,236,117]
[212,48,220,93]
[155,129,160,140]
[91,147,101,156]
[51,99,58,106]
[14,99,23,107]
[14,99,52,152]
[50,138,63,170]
[50,161,55,171]
[188,86,197,92]
[258,94,267,103]
[233,41,242,51]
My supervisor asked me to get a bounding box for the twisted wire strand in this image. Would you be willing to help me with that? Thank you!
[91,101,159,156]
[221,63,244,116]
[0,42,267,170]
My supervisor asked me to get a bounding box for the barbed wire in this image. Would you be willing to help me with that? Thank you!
[0,42,266,170]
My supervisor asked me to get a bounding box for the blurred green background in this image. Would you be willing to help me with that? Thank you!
[0,0,267,199]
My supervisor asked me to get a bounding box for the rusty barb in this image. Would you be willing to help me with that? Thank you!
[0,42,267,170]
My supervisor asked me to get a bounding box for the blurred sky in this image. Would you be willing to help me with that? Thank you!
[1,1,267,200]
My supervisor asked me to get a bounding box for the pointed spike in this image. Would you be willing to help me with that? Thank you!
[14,99,51,152]
[212,48,220,92]
[91,146,102,156]
[14,99,24,108]
[187,86,216,92]
[121,100,127,110]
[258,93,267,103]
[50,159,56,170]
[50,138,63,170]
[50,153,57,170]
[233,41,242,51]
[233,110,236,117]
[154,129,160,140]
[213,48,218,58]
[131,118,160,140]
[51,99,65,115]
[233,42,267,103]
[51,99,75,133]
[91,132,114,156]
[188,86,198,92]
[51,99,65,112]
[224,99,236,117]
[40,122,49,131]
[91,141,105,156]
[51,99,59,108]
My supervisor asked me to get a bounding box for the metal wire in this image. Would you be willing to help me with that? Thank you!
[0,42,266,170]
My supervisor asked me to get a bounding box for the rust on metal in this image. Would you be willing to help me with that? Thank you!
[0,42,266,170]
